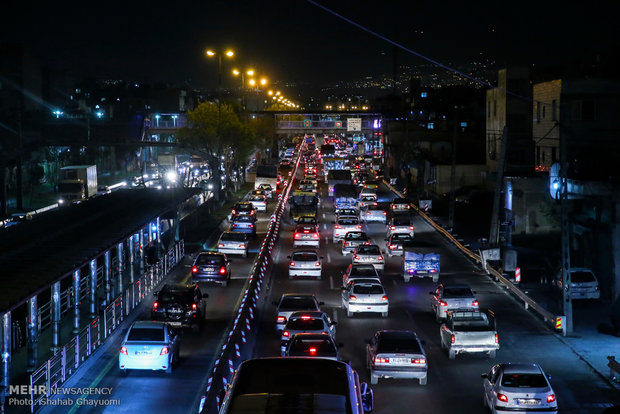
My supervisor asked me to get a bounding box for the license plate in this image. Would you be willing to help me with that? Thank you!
[392,358,410,364]
[168,322,182,326]
[135,351,151,356]
[417,270,427,274]
[517,399,540,406]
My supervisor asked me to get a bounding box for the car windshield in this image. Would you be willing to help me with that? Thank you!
[127,327,164,342]
[280,297,318,310]
[345,232,367,240]
[357,245,380,255]
[352,284,384,294]
[288,338,337,357]
[571,271,596,283]
[350,266,378,276]
[220,232,245,242]
[501,373,548,388]
[442,287,474,298]
[286,319,325,330]
[195,254,225,265]
[292,252,318,261]
[377,333,422,354]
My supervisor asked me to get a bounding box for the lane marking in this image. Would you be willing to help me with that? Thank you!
[329,275,334,290]
[324,236,329,244]
[327,253,332,263]
[332,308,339,324]
[322,213,326,219]
[323,223,327,230]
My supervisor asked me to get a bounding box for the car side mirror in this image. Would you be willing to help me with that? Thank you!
[318,301,325,306]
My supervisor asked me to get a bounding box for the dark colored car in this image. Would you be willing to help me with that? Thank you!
[191,252,231,286]
[151,284,207,332]
[231,202,256,219]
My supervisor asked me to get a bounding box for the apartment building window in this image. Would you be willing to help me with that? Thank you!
[536,146,541,165]
[542,105,546,119]
[552,147,557,163]
[487,101,491,119]
[493,100,497,117]
[536,102,541,123]
[571,100,596,120]
[551,100,557,121]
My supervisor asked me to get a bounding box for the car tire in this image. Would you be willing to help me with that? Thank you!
[370,372,378,385]
[432,275,439,283]
[381,311,388,318]
[404,276,411,283]
[165,358,173,374]
[488,350,496,359]
[120,369,127,376]
[242,251,247,258]
[221,279,229,287]
[347,310,353,317]
[419,376,427,385]
[191,323,200,333]
[448,349,456,360]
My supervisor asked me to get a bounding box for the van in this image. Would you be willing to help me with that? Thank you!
[218,357,373,413]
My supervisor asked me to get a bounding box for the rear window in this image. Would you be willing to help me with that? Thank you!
[297,226,316,233]
[280,297,318,311]
[361,196,376,201]
[377,334,421,354]
[501,373,548,388]
[288,338,337,357]
[442,287,474,298]
[159,290,193,304]
[233,216,254,223]
[292,252,318,261]
[338,219,359,225]
[249,195,264,201]
[350,266,378,277]
[235,203,253,211]
[220,232,245,242]
[357,245,380,255]
[353,284,384,294]
[345,232,367,240]
[393,218,410,226]
[195,254,225,265]
[286,319,325,331]
[127,327,164,342]
[571,271,596,283]
[392,234,413,242]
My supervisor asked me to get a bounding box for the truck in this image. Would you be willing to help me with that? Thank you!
[255,164,279,191]
[327,169,352,197]
[439,309,499,359]
[333,183,358,211]
[322,157,347,178]
[403,249,440,283]
[57,165,98,205]
[289,191,319,224]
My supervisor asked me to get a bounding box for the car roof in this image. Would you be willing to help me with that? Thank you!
[440,283,472,289]
[198,251,225,256]
[281,293,316,299]
[289,311,327,319]
[500,363,544,374]
[377,330,418,340]
[160,284,196,293]
[131,321,167,329]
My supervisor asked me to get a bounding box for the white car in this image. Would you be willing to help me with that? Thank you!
[119,321,180,374]
[248,194,267,212]
[366,330,427,385]
[482,363,558,414]
[352,244,384,273]
[386,216,415,238]
[341,280,388,317]
[280,311,337,355]
[217,231,248,257]
[288,250,322,279]
[362,205,387,223]
[429,284,479,322]
[553,268,600,300]
[333,217,362,243]
[293,224,320,248]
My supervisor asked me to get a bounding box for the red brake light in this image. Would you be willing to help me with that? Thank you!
[313,233,319,239]
[366,211,371,215]
[249,224,253,228]
[440,300,448,307]
[153,301,158,309]
[303,230,309,233]
[160,347,169,355]
[390,226,395,230]
[218,243,225,248]
[389,245,396,249]
[250,210,255,215]
[334,225,342,229]
[451,334,455,344]
[308,347,317,355]
[546,394,556,403]
[232,209,236,215]
[381,295,388,301]
[219,267,227,275]
[497,393,508,403]
[356,225,362,229]
[294,233,300,239]
[192,266,198,273]
[315,261,321,267]
[472,300,479,307]
[282,330,290,337]
[374,356,389,364]
[412,358,426,364]
[409,226,415,230]
[494,333,499,344]
[300,315,311,320]
[238,244,245,248]
[290,261,295,267]
[349,294,357,301]
[378,256,383,261]
[120,346,128,355]
[383,211,387,215]
[192,303,197,310]
[276,316,286,324]
[353,255,360,260]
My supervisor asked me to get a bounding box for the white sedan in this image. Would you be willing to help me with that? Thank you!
[288,250,322,279]
[248,194,267,212]
[119,321,180,374]
[341,280,388,317]
[352,244,384,273]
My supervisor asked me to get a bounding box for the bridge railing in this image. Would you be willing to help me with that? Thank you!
[277,120,376,129]
[28,241,185,412]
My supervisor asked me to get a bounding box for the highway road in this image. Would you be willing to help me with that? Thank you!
[36,173,618,414]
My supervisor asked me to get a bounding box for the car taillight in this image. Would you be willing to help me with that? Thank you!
[494,333,499,344]
[250,210,255,215]
[160,347,169,355]
[356,225,362,229]
[378,256,383,261]
[381,295,388,301]
[409,226,415,230]
[303,229,309,233]
[353,255,360,260]
[412,358,426,364]
[153,301,158,309]
[374,356,389,363]
[219,267,227,275]
[349,295,357,301]
[120,346,128,355]
[497,393,508,403]
[232,209,236,215]
[238,244,245,248]
[389,244,396,249]
[249,224,254,228]
[383,211,387,215]
[192,266,198,273]
[218,243,225,248]
[282,330,289,337]
[334,225,342,229]
[391,205,395,209]
[546,394,556,403]
[390,226,396,230]
[192,303,197,310]
[366,211,371,215]
[313,233,319,239]
[294,233,300,239]
[308,347,317,355]
[290,261,295,267]
[439,300,448,307]
[472,300,479,307]
[451,334,455,344]
[315,261,321,267]
[277,316,286,324]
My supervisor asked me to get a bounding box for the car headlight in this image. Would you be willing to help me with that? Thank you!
[166,171,178,182]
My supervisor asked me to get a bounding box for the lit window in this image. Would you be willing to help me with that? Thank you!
[421,92,427,98]
[427,123,434,130]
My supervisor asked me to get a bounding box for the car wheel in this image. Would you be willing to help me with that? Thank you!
[347,310,353,317]
[404,276,411,283]
[370,371,378,385]
[448,349,456,360]
[381,311,388,318]
[191,323,200,333]
[165,358,173,374]
[432,275,439,283]
[221,279,229,287]
[242,251,247,258]
[120,369,127,376]
[488,350,496,359]
[419,376,427,385]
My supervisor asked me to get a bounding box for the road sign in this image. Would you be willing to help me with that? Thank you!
[303,119,311,127]
[334,121,342,128]
[515,267,521,283]
[347,118,362,132]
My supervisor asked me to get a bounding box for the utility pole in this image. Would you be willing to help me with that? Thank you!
[559,123,573,333]
[448,106,460,229]
[489,126,508,246]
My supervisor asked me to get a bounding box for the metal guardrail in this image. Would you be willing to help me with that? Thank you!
[196,148,302,414]
[381,180,560,330]
[28,241,184,412]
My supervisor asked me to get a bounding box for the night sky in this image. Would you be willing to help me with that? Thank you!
[2,1,618,87]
